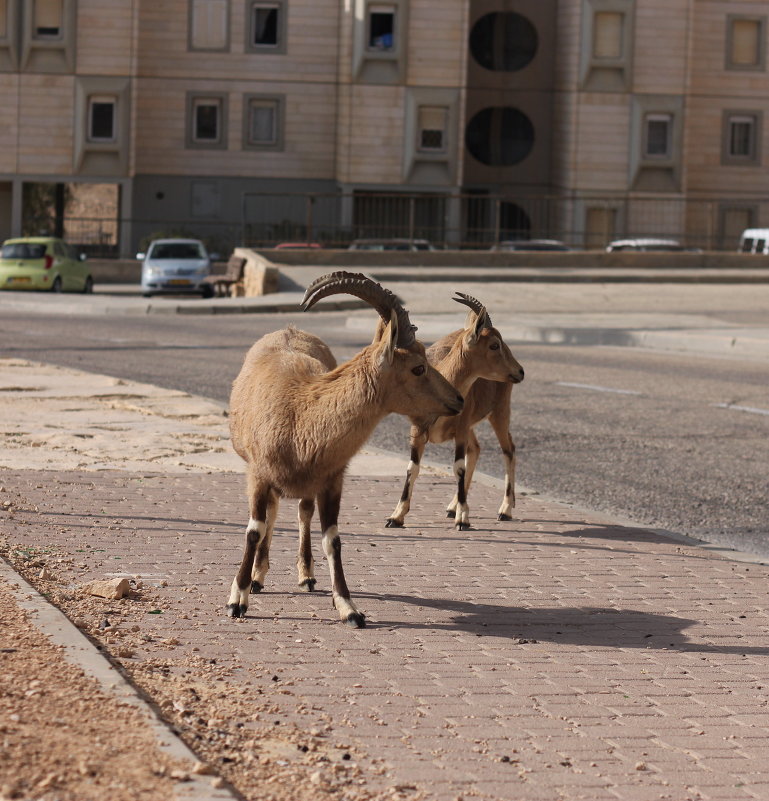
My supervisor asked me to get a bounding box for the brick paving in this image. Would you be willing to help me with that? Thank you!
[3,467,769,800]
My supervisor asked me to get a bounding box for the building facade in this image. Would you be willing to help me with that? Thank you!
[1,0,768,253]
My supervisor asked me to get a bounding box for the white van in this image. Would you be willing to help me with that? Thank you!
[738,228,769,253]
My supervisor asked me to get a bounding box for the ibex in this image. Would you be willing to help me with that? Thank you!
[386,293,524,531]
[226,271,464,627]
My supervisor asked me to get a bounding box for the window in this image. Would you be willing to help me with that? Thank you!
[187,93,227,149]
[593,12,623,59]
[88,97,116,143]
[729,115,756,158]
[194,99,220,142]
[368,5,395,50]
[469,12,538,72]
[33,0,62,39]
[417,106,448,153]
[244,96,283,149]
[727,17,765,70]
[643,114,672,158]
[465,107,535,166]
[723,112,761,164]
[190,0,228,51]
[249,2,280,48]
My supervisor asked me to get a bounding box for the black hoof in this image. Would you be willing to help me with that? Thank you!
[345,612,366,629]
[446,510,456,519]
[226,603,247,619]
[251,580,263,594]
[385,518,403,528]
[456,522,470,531]
[498,514,512,522]
[298,578,317,592]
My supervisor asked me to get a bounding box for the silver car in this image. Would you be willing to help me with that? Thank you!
[138,238,216,298]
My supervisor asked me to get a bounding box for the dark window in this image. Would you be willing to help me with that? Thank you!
[195,103,219,141]
[729,116,756,158]
[465,107,535,166]
[644,115,672,158]
[89,101,115,142]
[469,12,538,71]
[369,10,394,50]
[252,4,278,46]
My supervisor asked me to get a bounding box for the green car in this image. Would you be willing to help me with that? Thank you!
[0,237,93,293]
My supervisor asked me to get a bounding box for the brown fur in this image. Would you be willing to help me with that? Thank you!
[226,320,463,625]
[386,311,523,530]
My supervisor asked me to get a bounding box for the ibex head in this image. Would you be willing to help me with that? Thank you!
[302,272,464,420]
[453,292,524,384]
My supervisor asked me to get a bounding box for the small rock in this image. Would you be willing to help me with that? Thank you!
[309,771,323,785]
[192,761,216,775]
[82,578,131,600]
[635,761,647,771]
[170,769,190,782]
[211,777,225,789]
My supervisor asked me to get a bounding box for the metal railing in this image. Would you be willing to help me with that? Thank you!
[23,192,767,256]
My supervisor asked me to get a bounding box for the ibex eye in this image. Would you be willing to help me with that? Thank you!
[412,365,426,376]
[490,343,500,351]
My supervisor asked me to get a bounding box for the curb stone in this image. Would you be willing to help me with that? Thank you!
[0,556,242,801]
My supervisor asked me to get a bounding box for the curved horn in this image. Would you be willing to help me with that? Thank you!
[453,291,492,328]
[301,271,417,347]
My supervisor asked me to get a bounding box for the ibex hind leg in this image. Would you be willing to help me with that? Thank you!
[251,489,279,593]
[227,482,271,618]
[297,497,317,591]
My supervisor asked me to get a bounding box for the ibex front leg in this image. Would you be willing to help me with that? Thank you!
[227,477,272,618]
[446,429,480,529]
[386,427,428,528]
[450,440,472,531]
[489,386,516,520]
[320,472,365,628]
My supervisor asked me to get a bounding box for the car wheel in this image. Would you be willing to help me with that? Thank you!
[82,276,94,294]
[201,285,214,299]
[51,277,62,293]
[142,292,152,298]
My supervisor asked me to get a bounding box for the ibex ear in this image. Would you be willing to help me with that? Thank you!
[463,309,487,347]
[374,309,399,366]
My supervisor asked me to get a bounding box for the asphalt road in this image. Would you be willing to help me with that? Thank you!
[2,308,767,558]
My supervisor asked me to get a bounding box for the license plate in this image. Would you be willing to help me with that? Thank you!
[167,279,191,286]
[7,276,30,284]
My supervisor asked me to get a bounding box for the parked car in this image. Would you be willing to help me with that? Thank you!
[137,238,218,298]
[606,238,687,252]
[348,238,434,251]
[491,239,570,252]
[738,228,769,254]
[273,242,322,250]
[0,237,92,293]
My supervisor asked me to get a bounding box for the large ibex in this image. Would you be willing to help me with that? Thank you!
[386,292,524,531]
[226,272,464,627]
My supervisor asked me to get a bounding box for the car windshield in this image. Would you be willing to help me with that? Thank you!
[2,243,47,259]
[149,242,205,259]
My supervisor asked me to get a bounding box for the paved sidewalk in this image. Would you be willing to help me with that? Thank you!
[2,358,769,800]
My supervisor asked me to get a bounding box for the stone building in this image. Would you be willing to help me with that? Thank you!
[0,0,766,252]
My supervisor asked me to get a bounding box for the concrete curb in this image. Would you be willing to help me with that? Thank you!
[0,556,242,801]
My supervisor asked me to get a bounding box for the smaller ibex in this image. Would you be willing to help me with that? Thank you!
[226,272,463,627]
[386,293,524,531]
